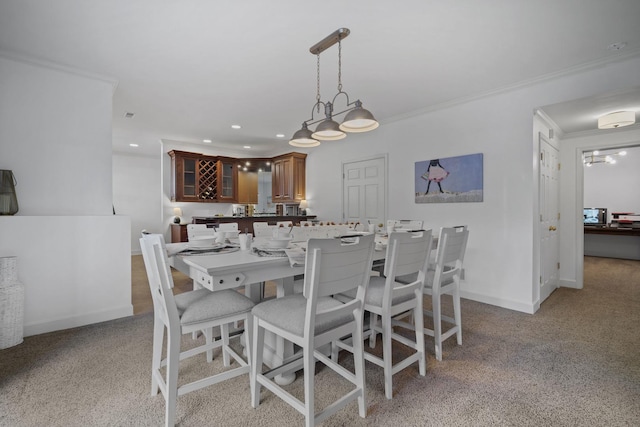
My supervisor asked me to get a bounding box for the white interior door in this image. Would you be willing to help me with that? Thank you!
[342,156,386,227]
[539,133,559,303]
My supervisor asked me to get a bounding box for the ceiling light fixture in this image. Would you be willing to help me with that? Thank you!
[583,150,627,166]
[231,125,241,129]
[203,139,212,143]
[597,111,635,129]
[290,28,378,148]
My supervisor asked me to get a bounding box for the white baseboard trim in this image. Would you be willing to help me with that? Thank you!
[460,290,536,314]
[559,278,579,289]
[24,305,134,337]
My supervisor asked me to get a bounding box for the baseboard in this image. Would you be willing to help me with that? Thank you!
[460,290,536,314]
[559,278,579,289]
[24,305,134,337]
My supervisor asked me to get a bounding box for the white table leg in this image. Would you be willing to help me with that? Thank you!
[273,276,296,385]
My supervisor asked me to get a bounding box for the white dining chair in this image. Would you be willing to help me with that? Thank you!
[250,234,375,426]
[186,223,215,241]
[398,226,469,361]
[336,229,433,399]
[140,233,255,427]
[217,222,238,231]
[252,221,274,237]
[387,219,424,232]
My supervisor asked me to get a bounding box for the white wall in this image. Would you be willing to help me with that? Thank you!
[0,54,131,336]
[113,147,163,252]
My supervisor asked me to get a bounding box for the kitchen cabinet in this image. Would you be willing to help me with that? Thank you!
[237,170,258,204]
[168,151,237,203]
[170,224,188,243]
[217,158,238,202]
[272,152,306,203]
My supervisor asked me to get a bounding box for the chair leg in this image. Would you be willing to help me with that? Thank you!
[303,345,316,427]
[203,327,213,363]
[382,313,393,400]
[165,329,181,427]
[251,317,265,409]
[432,293,443,362]
[453,288,462,345]
[221,323,231,367]
[151,318,164,396]
[353,315,367,418]
[414,296,426,376]
[369,313,378,348]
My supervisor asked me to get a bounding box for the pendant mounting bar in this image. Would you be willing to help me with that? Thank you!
[309,28,350,55]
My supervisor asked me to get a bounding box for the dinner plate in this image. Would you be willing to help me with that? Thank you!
[188,242,225,250]
[253,245,290,253]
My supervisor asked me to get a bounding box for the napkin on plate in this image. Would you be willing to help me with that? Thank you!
[284,247,306,267]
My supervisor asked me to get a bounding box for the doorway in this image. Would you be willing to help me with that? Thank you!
[342,155,387,226]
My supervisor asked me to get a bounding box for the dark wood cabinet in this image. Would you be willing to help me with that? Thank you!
[272,152,306,203]
[237,170,258,204]
[168,151,237,203]
[217,158,238,202]
[170,224,188,243]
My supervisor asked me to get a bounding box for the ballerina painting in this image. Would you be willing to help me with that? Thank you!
[415,153,483,203]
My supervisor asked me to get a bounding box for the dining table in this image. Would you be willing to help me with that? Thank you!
[167,233,389,384]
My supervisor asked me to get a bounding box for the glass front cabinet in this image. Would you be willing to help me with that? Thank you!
[169,150,237,203]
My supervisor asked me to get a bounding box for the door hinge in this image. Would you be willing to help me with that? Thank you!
[557,262,560,269]
[540,214,543,221]
[540,152,544,161]
[558,162,561,170]
[558,213,560,220]
[549,129,554,139]
[540,276,542,284]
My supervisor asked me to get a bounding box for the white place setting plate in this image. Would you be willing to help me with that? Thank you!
[188,242,226,251]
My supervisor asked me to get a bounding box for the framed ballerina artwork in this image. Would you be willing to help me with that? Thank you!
[414,153,483,203]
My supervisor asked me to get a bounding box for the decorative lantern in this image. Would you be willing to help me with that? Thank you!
[0,170,19,216]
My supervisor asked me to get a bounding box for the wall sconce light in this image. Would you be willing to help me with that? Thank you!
[597,111,636,129]
[173,207,183,224]
[290,28,378,148]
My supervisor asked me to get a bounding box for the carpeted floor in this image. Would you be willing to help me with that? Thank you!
[1,256,639,426]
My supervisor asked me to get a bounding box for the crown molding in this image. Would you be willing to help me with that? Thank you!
[384,48,640,125]
[0,48,119,93]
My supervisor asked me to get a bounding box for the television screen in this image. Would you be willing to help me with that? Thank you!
[584,208,607,225]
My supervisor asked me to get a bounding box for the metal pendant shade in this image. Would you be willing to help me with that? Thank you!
[289,28,378,147]
[312,117,346,141]
[289,122,321,147]
[339,100,379,133]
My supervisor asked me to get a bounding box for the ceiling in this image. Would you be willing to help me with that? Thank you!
[1,0,639,157]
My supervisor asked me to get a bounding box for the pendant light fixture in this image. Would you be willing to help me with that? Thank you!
[289,28,378,147]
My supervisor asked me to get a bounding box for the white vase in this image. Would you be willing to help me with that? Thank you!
[0,256,25,349]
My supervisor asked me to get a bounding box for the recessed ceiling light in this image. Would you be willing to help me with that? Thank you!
[231,125,241,129]
[203,139,212,143]
[129,143,139,147]
[243,145,251,149]
[276,134,285,138]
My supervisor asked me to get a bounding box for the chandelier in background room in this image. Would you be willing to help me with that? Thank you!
[290,28,378,148]
[583,149,627,166]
